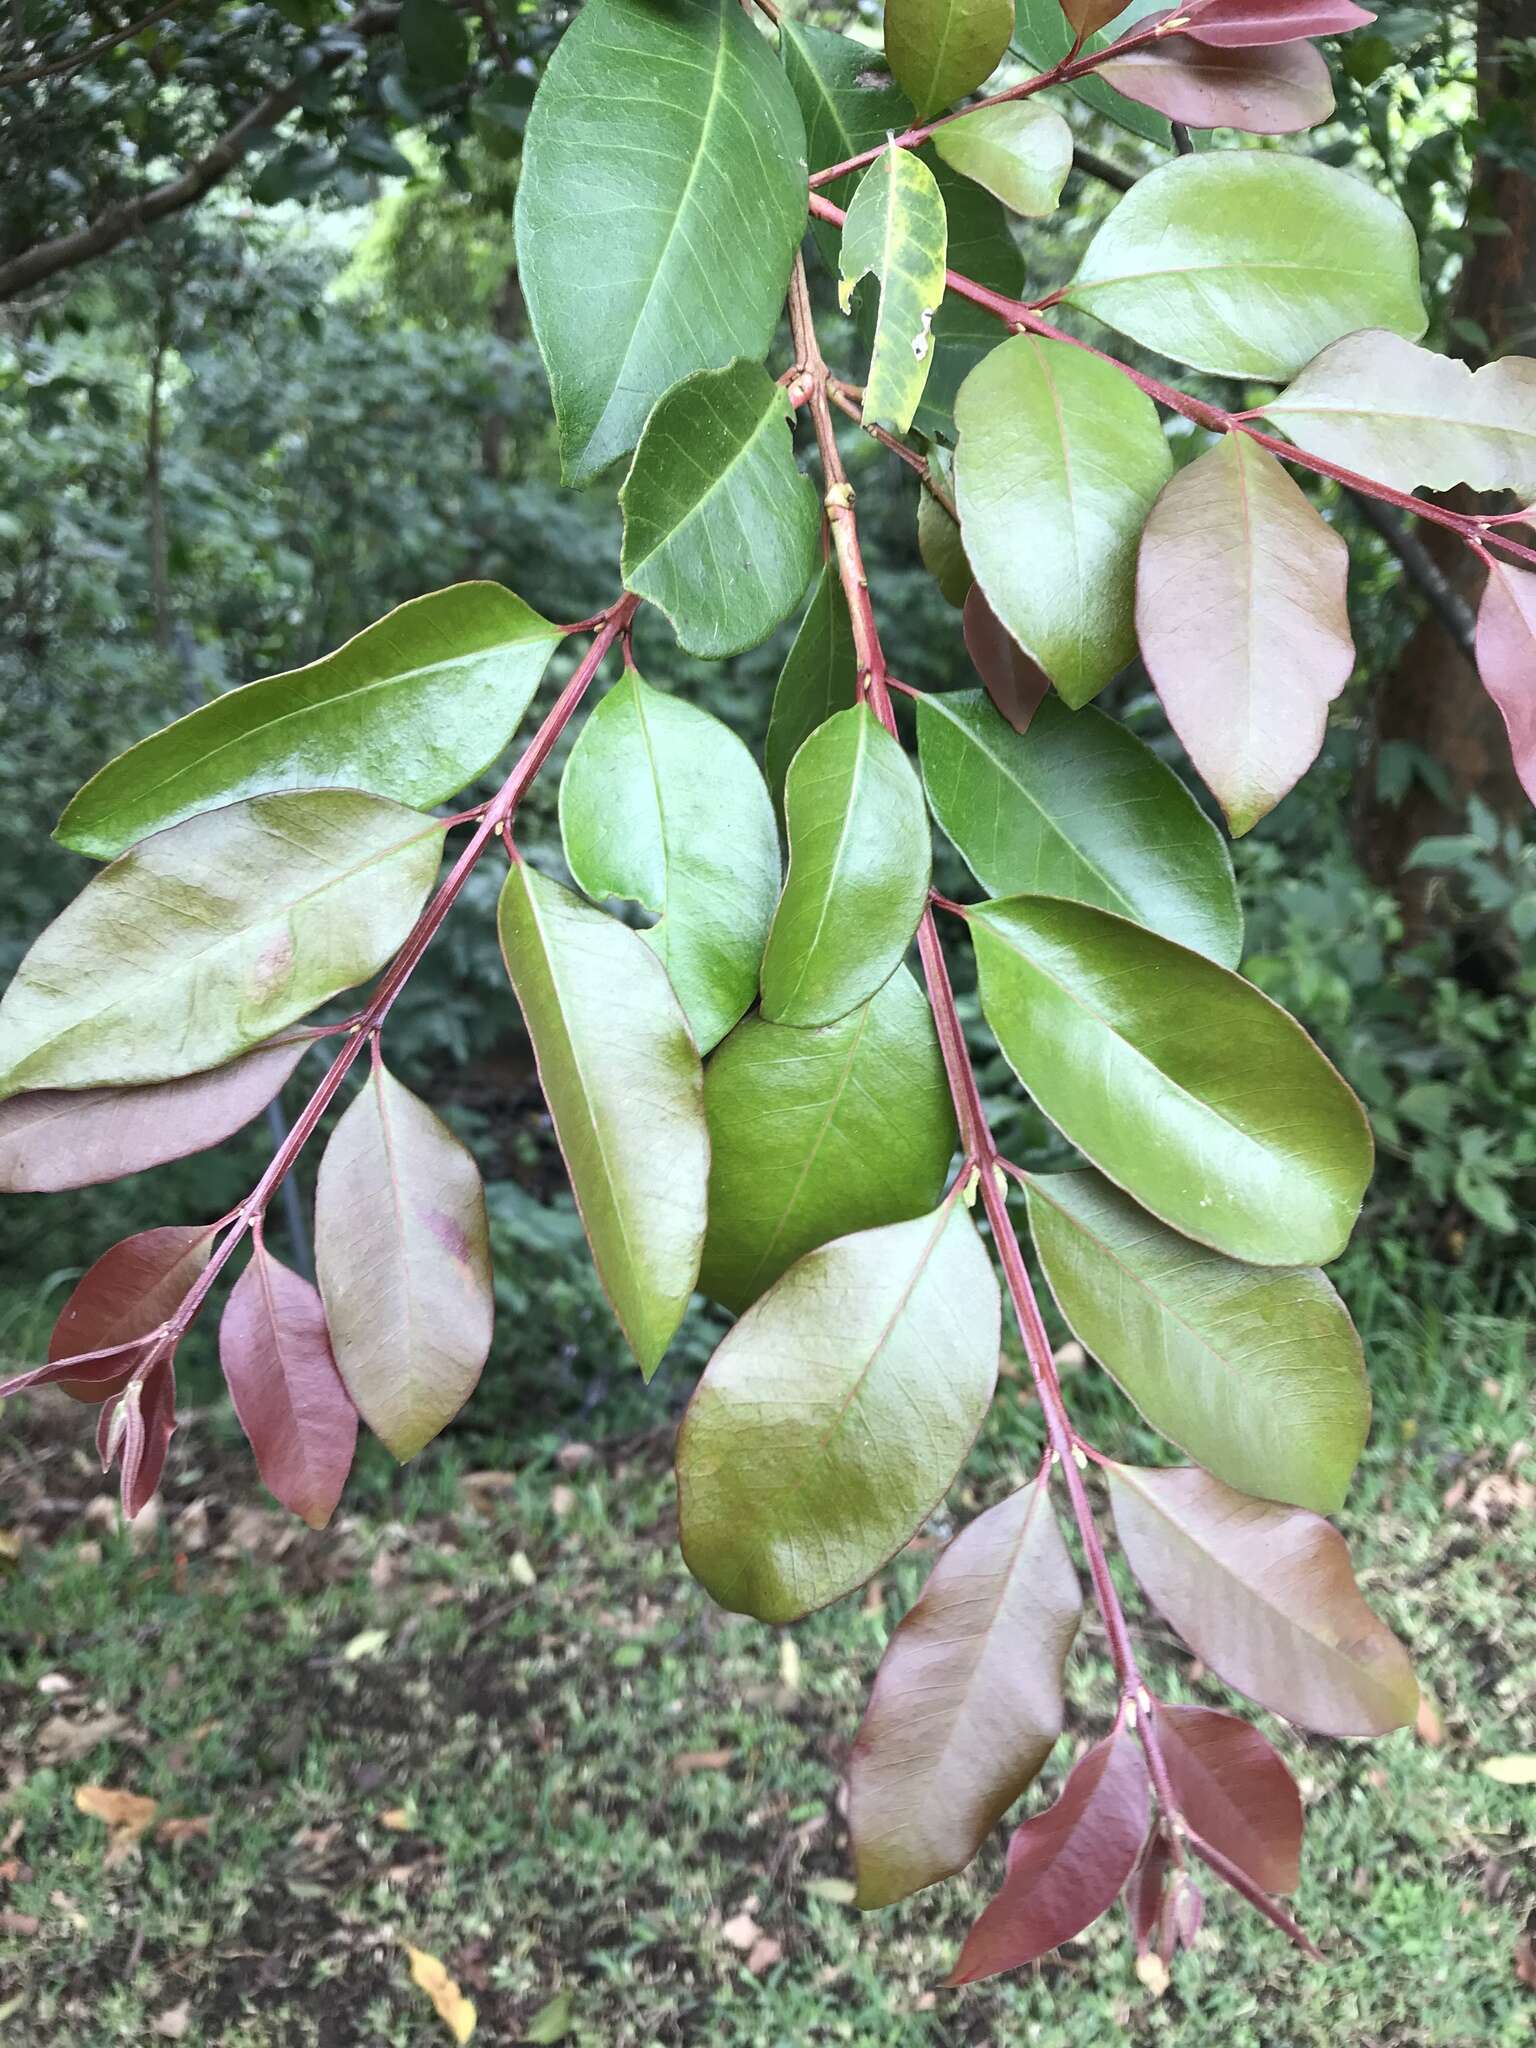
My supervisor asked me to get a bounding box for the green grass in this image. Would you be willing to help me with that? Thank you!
[0,1263,1532,2046]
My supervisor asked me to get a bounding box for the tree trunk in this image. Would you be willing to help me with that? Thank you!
[1354,0,1536,943]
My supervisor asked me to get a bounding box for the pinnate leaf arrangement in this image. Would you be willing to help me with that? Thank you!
[4,0,1534,1985]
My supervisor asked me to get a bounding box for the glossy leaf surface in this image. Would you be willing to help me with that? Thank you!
[884,0,1013,117]
[1476,560,1536,808]
[954,335,1172,706]
[315,1065,493,1460]
[839,146,947,435]
[45,1225,211,1404]
[969,896,1373,1264]
[559,668,780,1053]
[516,0,808,485]
[913,157,1030,439]
[0,793,444,1100]
[1136,430,1355,834]
[917,690,1242,963]
[1262,331,1536,498]
[949,1723,1150,1983]
[677,1203,1000,1623]
[1155,1704,1303,1895]
[764,568,857,813]
[497,864,708,1375]
[780,18,912,275]
[961,588,1048,732]
[56,585,559,860]
[1098,34,1333,133]
[848,1476,1082,1907]
[0,1040,304,1192]
[933,100,1073,218]
[759,705,931,1028]
[699,967,956,1314]
[918,486,972,608]
[1024,1168,1367,1511]
[1066,153,1426,380]
[220,1246,358,1529]
[620,361,819,659]
[1107,1463,1418,1735]
[1183,0,1376,44]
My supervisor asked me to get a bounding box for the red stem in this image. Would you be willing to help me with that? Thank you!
[807,191,1536,577]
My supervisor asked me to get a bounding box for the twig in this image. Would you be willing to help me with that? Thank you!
[0,0,183,89]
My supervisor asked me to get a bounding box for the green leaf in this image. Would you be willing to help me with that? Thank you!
[933,101,1074,218]
[839,147,948,436]
[968,895,1373,1264]
[1065,153,1426,381]
[0,793,444,1100]
[497,863,708,1375]
[916,690,1242,964]
[619,362,820,660]
[953,335,1172,706]
[848,1476,1081,1907]
[913,158,1027,439]
[677,1202,1000,1622]
[558,667,780,1054]
[1024,1167,1368,1511]
[765,569,857,816]
[399,0,471,86]
[885,0,1014,119]
[315,1064,492,1460]
[1261,329,1536,497]
[779,19,913,274]
[1013,0,1174,148]
[516,0,808,485]
[1135,431,1356,835]
[700,967,957,1313]
[759,705,932,1028]
[57,584,561,860]
[1106,1462,1418,1736]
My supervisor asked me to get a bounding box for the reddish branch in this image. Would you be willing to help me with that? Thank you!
[786,245,1317,1954]
[808,190,1536,578]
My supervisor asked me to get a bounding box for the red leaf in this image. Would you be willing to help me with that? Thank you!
[220,1245,359,1530]
[1155,1703,1303,1893]
[43,1226,213,1404]
[948,1720,1150,1984]
[1059,1,1136,35]
[0,1040,304,1194]
[1127,1831,1171,1952]
[100,1361,178,1518]
[1181,1,1375,45]
[1099,35,1333,133]
[962,586,1051,735]
[1475,559,1536,807]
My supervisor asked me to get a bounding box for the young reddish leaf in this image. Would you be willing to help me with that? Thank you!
[1099,35,1333,133]
[1128,1831,1172,1952]
[948,1721,1150,1984]
[1475,560,1536,807]
[1059,1,1133,35]
[962,587,1051,735]
[848,1474,1083,1907]
[1154,1703,1303,1893]
[314,1064,493,1460]
[1182,1,1376,46]
[99,1360,178,1519]
[43,1226,213,1404]
[220,1246,359,1529]
[1136,431,1355,834]
[1107,1463,1418,1736]
[0,1041,305,1194]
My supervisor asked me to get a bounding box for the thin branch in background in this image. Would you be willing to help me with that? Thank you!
[0,0,185,89]
[474,0,514,75]
[1346,489,1478,659]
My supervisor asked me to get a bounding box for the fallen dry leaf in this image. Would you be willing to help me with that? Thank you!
[746,1935,783,1975]
[1415,1693,1446,1747]
[380,1808,413,1831]
[1480,1755,1536,1786]
[1515,1933,1536,1990]
[550,1485,576,1517]
[152,2002,191,2040]
[36,1710,134,1764]
[671,1750,733,1776]
[1136,1952,1172,1997]
[75,1785,157,1831]
[405,1943,476,2043]
[721,1911,761,1952]
[0,1531,22,1567]
[155,1817,212,1846]
[554,1442,594,1472]
[0,1911,40,1938]
[509,1551,537,1588]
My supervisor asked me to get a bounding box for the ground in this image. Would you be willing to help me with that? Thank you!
[0,1269,1532,2047]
